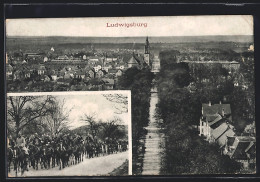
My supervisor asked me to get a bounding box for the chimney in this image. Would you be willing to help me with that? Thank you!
[219,100,222,104]
[209,101,211,106]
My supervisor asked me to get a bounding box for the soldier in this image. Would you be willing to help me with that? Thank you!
[7,134,15,149]
[16,132,26,148]
[44,134,51,144]
[28,134,35,144]
[33,133,41,146]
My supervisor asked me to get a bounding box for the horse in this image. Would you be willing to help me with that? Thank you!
[56,143,67,170]
[40,145,52,169]
[7,147,14,172]
[85,143,94,158]
[28,144,41,170]
[72,145,81,165]
[49,144,56,168]
[13,146,28,176]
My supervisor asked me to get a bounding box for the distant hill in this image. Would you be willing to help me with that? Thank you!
[6,35,253,44]
[70,124,128,137]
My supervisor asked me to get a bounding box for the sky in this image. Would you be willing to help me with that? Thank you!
[7,91,131,129]
[59,94,129,129]
[6,15,253,37]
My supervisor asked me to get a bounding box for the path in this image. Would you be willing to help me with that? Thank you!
[142,91,165,175]
[8,151,128,177]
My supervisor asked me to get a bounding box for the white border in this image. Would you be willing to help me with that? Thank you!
[128,91,132,175]
[7,90,130,96]
[7,90,132,176]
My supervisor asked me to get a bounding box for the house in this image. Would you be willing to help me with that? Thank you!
[13,70,23,80]
[96,69,106,78]
[115,69,123,77]
[88,69,95,79]
[127,53,144,69]
[199,101,234,145]
[57,78,65,84]
[43,57,48,62]
[108,69,117,76]
[44,75,52,82]
[223,136,256,169]
[24,69,32,78]
[84,67,95,78]
[63,72,72,80]
[201,101,232,120]
[12,65,32,80]
[94,65,102,72]
[102,78,115,90]
[74,70,86,79]
[115,61,127,70]
[25,53,44,63]
[209,121,235,146]
[57,55,69,60]
[51,74,58,81]
[88,56,100,62]
[22,60,28,64]
[106,57,118,62]
[88,79,104,90]
[38,65,46,75]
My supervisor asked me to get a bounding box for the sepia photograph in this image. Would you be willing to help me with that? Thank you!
[5,15,255,175]
[6,91,131,177]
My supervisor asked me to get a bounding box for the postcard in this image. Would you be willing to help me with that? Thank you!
[5,16,255,175]
[6,91,131,177]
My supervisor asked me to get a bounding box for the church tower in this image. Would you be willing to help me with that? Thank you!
[144,36,150,66]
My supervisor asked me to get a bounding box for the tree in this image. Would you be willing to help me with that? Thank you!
[103,94,128,114]
[7,96,54,137]
[43,98,71,137]
[100,117,126,141]
[117,67,154,175]
[156,52,242,174]
[81,113,102,141]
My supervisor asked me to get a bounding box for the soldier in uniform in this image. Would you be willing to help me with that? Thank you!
[16,132,26,148]
[7,134,15,149]
[33,133,41,146]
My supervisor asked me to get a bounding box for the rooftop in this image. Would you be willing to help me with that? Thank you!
[202,103,231,116]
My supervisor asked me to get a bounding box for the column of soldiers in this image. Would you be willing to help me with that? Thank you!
[7,132,128,174]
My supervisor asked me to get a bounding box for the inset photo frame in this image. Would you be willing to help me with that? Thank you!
[6,91,132,177]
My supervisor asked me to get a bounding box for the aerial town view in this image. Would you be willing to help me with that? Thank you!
[5,16,255,175]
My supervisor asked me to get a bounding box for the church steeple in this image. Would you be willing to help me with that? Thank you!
[144,36,150,66]
[145,36,150,54]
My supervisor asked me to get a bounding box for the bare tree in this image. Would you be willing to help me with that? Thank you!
[102,94,128,114]
[43,98,71,137]
[81,113,101,141]
[7,96,55,137]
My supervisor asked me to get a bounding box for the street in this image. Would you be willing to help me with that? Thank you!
[8,151,128,177]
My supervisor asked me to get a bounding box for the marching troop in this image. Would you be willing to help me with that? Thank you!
[7,132,128,176]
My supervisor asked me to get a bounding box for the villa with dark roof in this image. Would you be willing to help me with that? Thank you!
[198,101,256,170]
[199,101,234,145]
